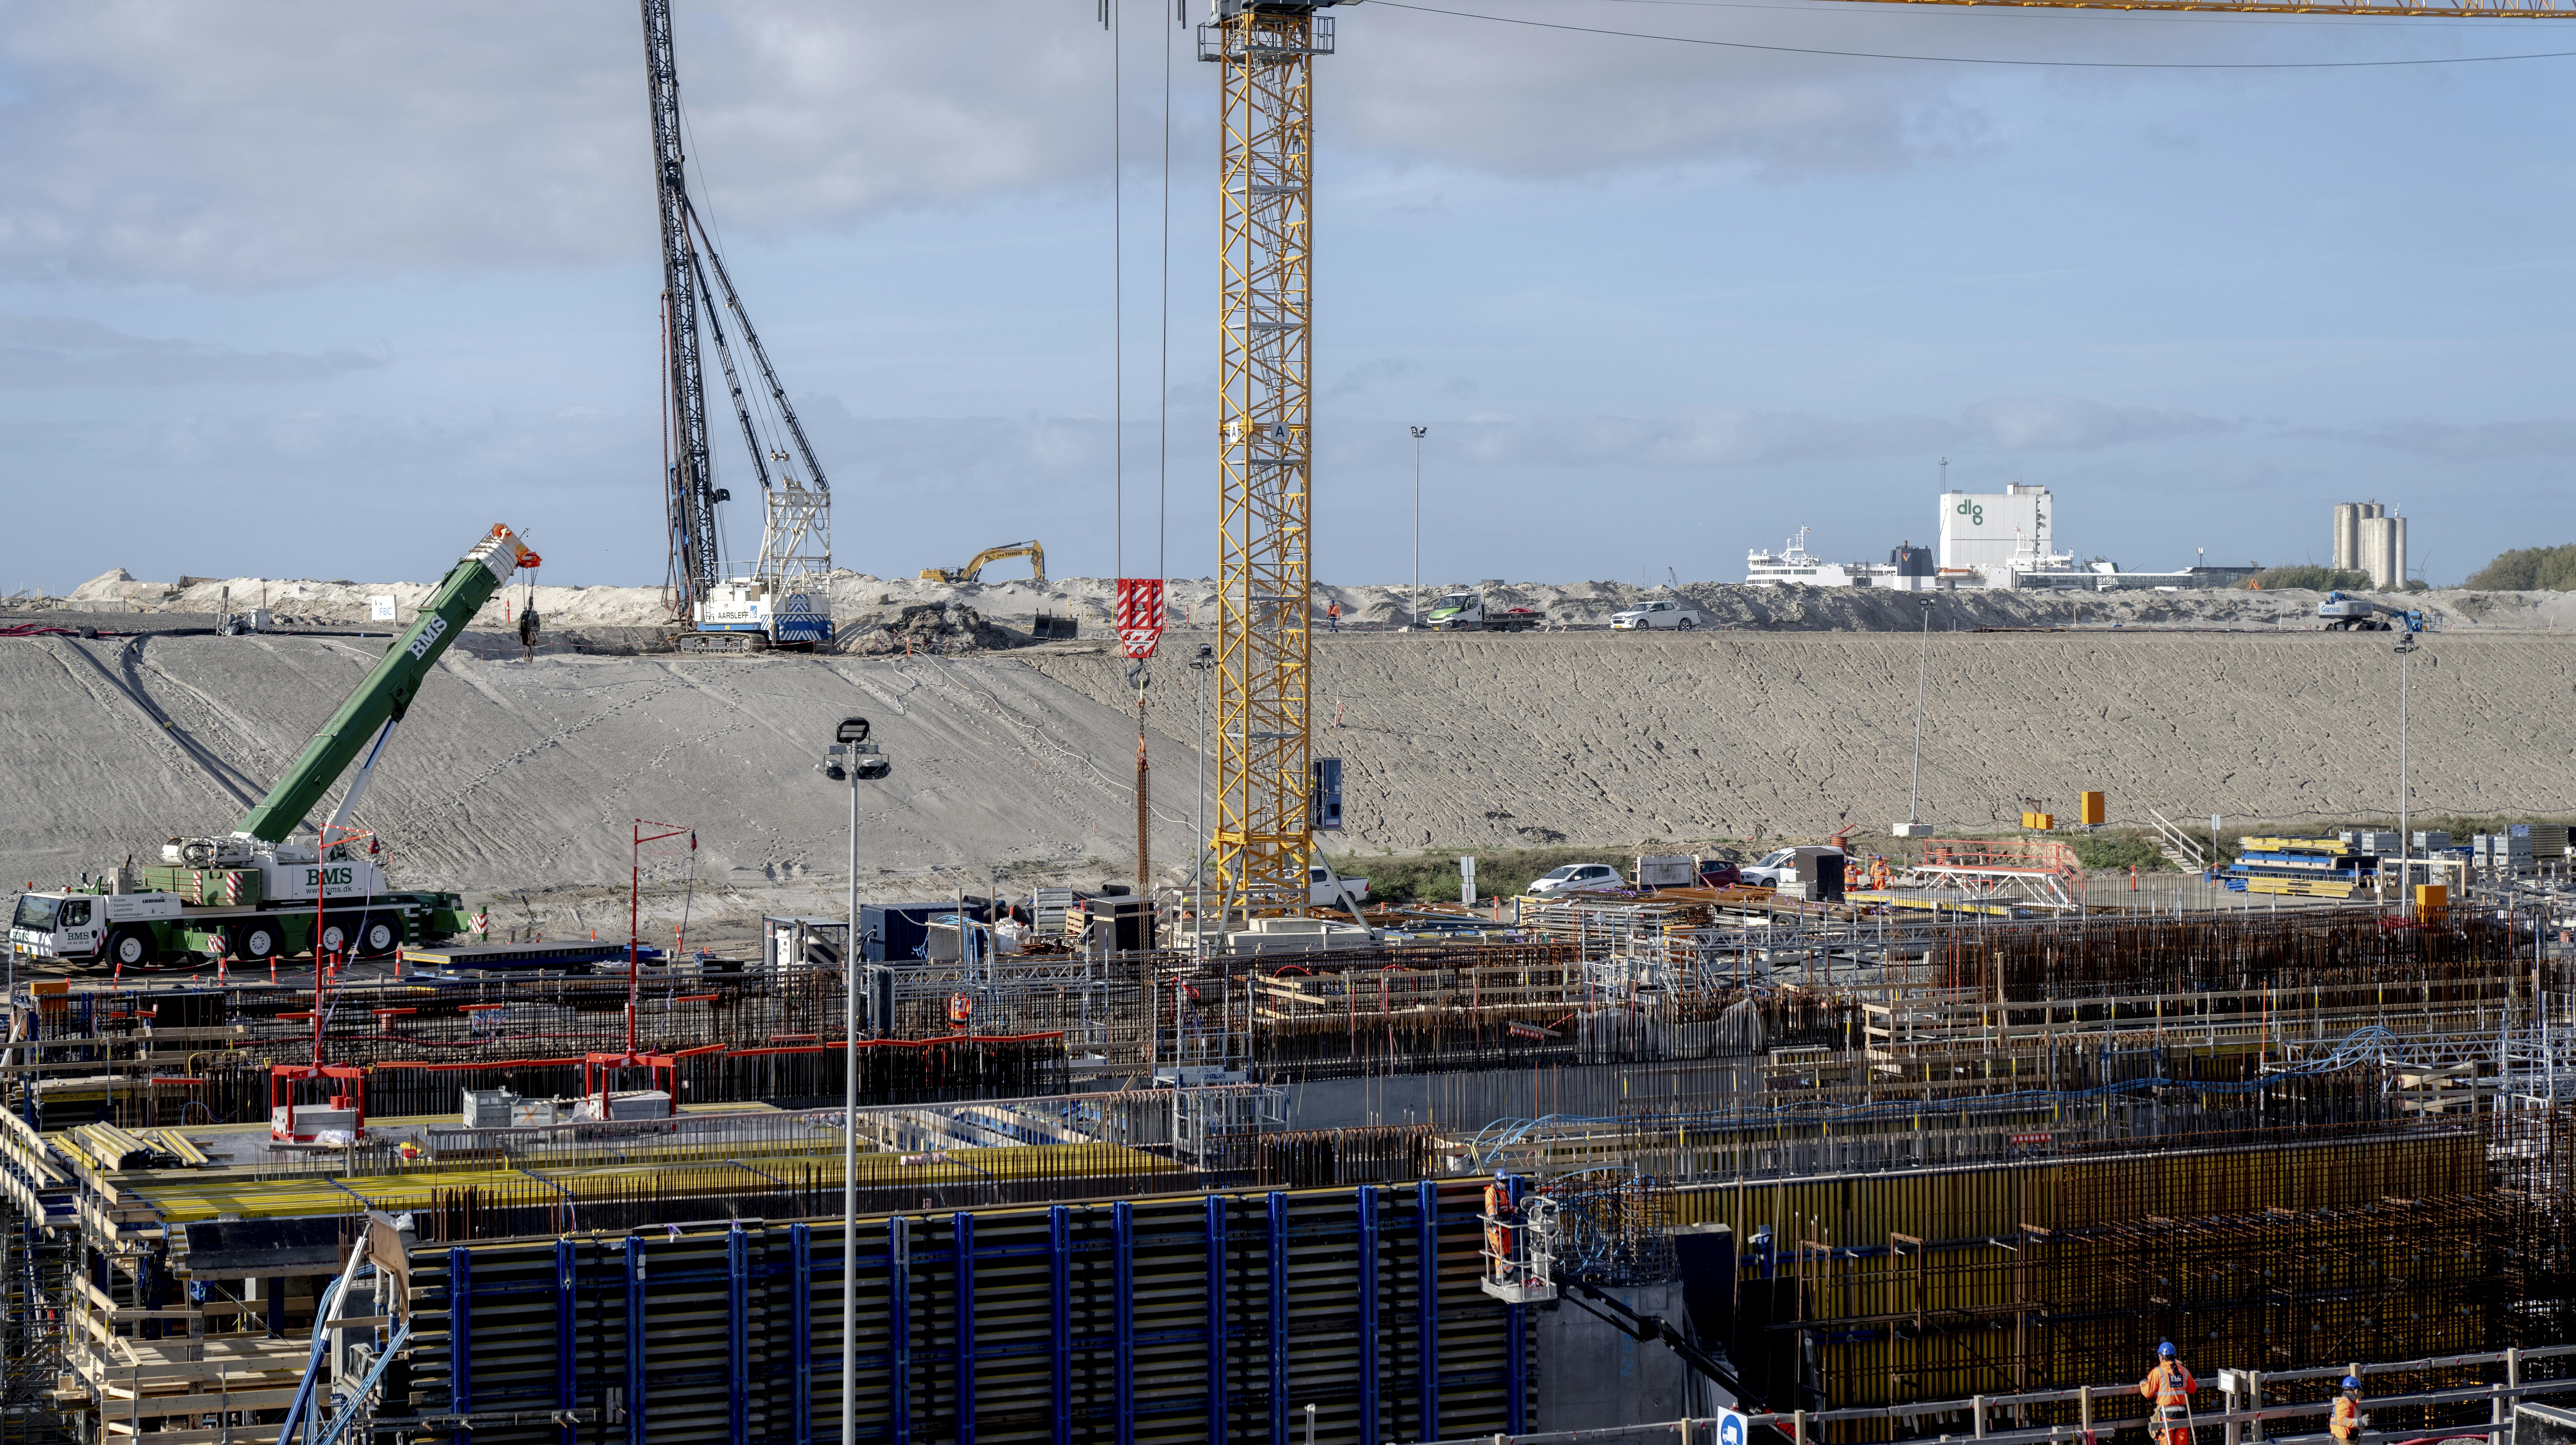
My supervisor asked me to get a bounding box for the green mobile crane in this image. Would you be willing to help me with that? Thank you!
[7,524,539,970]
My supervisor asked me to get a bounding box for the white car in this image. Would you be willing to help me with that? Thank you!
[1610,599,1704,631]
[1739,846,1843,887]
[1526,863,1629,897]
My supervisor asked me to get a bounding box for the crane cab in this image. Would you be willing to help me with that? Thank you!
[11,889,182,964]
[689,578,835,652]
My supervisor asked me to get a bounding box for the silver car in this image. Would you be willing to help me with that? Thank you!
[1609,599,1704,631]
[1527,863,1629,897]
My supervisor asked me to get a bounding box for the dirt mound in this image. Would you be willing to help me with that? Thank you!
[848,603,1013,655]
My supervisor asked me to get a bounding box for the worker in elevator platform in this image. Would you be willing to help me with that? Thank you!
[1481,1179,1514,1276]
[2139,1342,2198,1445]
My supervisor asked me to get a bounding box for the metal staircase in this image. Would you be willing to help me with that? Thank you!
[2146,807,2209,873]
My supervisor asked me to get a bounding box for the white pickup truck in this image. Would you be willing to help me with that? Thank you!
[1609,599,1705,631]
[1307,865,1370,907]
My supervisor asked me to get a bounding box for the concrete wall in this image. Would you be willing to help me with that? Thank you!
[1538,1283,1694,1432]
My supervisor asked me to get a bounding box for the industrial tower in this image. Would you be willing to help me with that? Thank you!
[640,0,834,648]
[1203,2,1342,919]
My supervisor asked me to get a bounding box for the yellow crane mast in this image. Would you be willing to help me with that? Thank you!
[1203,1,1341,921]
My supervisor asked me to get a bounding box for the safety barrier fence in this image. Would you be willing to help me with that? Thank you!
[1412,1349,2576,1442]
[1398,1344,2576,1445]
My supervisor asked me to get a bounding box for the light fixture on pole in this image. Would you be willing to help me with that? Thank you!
[815,714,889,1445]
[1410,426,1426,630]
[1892,594,1935,838]
[2394,633,2415,917]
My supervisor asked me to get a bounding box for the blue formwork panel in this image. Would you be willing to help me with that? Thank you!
[406,1181,1522,1444]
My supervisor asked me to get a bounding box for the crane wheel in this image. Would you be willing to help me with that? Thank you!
[356,915,402,958]
[230,923,280,962]
[104,929,153,970]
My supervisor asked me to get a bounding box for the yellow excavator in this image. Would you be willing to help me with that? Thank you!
[920,540,1046,587]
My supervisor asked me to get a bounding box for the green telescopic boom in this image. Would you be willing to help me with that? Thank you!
[231,525,535,844]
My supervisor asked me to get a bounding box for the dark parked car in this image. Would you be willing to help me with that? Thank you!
[1696,859,1742,888]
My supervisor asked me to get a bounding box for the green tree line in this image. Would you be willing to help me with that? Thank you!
[2464,544,2576,591]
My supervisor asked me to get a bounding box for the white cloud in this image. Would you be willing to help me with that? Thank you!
[0,1,1116,286]
[1446,405,1955,468]
[0,313,381,386]
[1340,5,1983,181]
[1407,394,2233,470]
[1962,394,2231,452]
[0,0,2012,288]
[2342,418,2576,459]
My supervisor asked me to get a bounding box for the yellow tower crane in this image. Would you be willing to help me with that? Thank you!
[1202,0,1344,920]
[1193,0,2540,922]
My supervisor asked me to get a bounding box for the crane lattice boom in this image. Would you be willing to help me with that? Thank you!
[1206,3,1336,919]
[641,0,721,616]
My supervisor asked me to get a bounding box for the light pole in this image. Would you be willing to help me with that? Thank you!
[1189,642,1216,963]
[1410,426,1426,629]
[1893,594,1933,837]
[2395,632,2416,918]
[818,716,889,1445]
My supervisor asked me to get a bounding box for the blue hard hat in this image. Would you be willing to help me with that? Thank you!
[2158,1342,2177,1358]
[2343,1377,2361,1391]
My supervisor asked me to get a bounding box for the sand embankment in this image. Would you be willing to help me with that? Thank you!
[0,629,2567,924]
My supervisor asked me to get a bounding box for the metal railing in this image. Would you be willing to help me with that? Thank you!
[1401,1344,2576,1445]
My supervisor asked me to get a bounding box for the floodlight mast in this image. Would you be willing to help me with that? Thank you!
[816,713,888,1445]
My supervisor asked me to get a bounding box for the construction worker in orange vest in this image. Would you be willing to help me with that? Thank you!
[2330,1376,2365,1444]
[2139,1342,2197,1445]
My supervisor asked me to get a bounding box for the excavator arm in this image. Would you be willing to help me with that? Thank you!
[919,540,1046,586]
[230,525,536,844]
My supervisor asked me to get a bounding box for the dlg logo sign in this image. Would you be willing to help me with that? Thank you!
[1956,499,1986,526]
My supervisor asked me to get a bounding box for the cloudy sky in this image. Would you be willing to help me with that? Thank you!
[1,0,2570,593]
